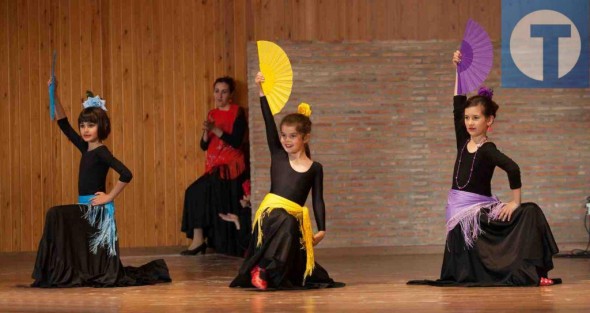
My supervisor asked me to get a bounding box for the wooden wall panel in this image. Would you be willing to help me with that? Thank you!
[161,0,176,246]
[26,0,42,250]
[132,0,144,247]
[171,0,185,249]
[1,0,11,250]
[119,0,134,247]
[141,0,155,247]
[0,0,503,251]
[37,0,50,248]
[27,2,47,248]
[233,0,248,103]
[8,0,20,251]
[17,0,32,251]
[152,0,165,246]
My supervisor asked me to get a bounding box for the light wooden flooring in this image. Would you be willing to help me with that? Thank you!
[1,246,589,312]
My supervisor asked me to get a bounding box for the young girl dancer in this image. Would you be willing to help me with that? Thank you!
[409,51,560,287]
[32,78,171,287]
[229,72,344,290]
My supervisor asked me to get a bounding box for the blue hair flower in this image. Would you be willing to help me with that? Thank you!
[83,95,107,111]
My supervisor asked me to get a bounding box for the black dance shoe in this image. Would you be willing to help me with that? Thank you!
[180,242,207,256]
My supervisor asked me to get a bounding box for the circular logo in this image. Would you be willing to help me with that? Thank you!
[510,10,581,81]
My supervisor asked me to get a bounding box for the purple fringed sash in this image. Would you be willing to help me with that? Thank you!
[445,189,505,248]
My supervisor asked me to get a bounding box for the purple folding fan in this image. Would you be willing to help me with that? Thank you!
[457,19,493,95]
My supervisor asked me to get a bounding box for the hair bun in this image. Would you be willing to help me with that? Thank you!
[477,86,494,100]
[297,102,312,117]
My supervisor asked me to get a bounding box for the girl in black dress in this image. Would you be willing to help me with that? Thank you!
[409,51,560,287]
[229,72,344,290]
[31,78,171,287]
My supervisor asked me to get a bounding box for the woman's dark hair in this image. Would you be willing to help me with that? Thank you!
[213,76,236,93]
[78,107,111,140]
[280,113,312,157]
[465,95,499,118]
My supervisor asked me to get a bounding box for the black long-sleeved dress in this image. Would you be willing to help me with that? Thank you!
[409,96,559,286]
[229,97,343,290]
[31,117,171,287]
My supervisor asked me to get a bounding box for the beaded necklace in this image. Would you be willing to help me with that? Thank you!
[455,137,487,190]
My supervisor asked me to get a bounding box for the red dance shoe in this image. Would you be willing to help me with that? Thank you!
[539,277,554,286]
[250,266,268,290]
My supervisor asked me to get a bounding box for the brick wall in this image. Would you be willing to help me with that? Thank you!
[247,41,590,248]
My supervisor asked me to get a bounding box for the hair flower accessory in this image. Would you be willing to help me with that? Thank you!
[477,86,494,100]
[83,90,107,111]
[297,102,312,117]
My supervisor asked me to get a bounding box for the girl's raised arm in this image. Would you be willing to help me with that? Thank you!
[453,50,462,96]
[50,77,87,153]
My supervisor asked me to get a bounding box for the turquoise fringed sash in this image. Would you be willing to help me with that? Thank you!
[78,195,117,256]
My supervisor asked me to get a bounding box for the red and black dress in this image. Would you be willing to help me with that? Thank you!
[181,104,250,256]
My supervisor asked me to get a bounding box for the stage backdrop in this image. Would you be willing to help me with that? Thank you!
[247,41,590,247]
[4,0,585,252]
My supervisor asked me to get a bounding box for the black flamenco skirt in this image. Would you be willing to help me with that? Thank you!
[31,204,171,288]
[229,209,344,290]
[181,167,251,256]
[408,202,560,287]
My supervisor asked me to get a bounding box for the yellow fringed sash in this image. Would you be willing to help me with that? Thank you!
[253,193,315,281]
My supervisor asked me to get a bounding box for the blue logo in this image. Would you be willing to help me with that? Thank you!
[502,0,589,88]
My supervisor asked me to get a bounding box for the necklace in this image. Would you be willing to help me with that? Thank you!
[455,136,487,189]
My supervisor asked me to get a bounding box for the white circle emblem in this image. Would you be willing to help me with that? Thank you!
[510,10,581,81]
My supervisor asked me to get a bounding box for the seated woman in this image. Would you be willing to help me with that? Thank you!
[408,51,560,287]
[180,76,250,256]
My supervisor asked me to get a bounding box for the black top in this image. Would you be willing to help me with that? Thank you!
[260,96,326,231]
[200,107,247,151]
[58,118,133,195]
[452,96,521,197]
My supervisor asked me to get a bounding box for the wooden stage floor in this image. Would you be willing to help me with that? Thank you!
[1,246,589,312]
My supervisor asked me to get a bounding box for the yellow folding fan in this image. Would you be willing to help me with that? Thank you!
[257,41,293,115]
